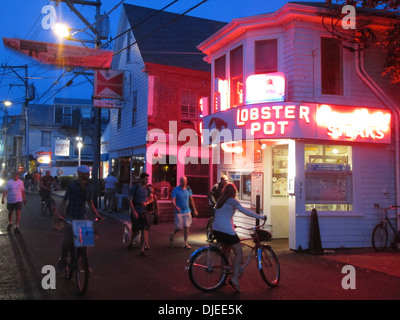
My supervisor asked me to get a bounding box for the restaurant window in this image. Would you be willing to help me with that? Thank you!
[230,45,243,107]
[304,144,353,211]
[321,37,343,95]
[186,157,209,196]
[255,39,278,74]
[152,155,177,200]
[272,145,288,197]
[181,89,197,120]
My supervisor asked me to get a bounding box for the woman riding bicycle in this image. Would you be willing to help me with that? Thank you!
[212,183,266,292]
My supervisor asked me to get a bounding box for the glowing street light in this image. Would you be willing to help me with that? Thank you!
[53,23,70,39]
[76,136,83,167]
[4,101,12,107]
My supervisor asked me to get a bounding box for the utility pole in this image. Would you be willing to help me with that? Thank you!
[0,64,31,173]
[51,0,106,207]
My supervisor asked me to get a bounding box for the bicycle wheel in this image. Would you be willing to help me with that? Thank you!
[188,246,229,292]
[64,251,73,280]
[372,223,388,252]
[257,244,280,288]
[41,201,48,215]
[75,248,89,295]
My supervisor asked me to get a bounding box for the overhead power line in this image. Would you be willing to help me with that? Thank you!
[113,0,208,56]
[98,0,179,49]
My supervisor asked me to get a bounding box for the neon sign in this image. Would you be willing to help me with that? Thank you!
[246,72,285,104]
[203,103,391,144]
[316,105,391,141]
[237,105,310,135]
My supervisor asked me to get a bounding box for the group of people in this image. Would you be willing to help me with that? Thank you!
[2,165,265,293]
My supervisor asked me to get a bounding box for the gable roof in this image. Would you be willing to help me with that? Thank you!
[123,4,227,72]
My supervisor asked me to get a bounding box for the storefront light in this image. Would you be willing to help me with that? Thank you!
[221,141,243,154]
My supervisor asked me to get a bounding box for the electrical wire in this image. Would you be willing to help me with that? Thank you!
[113,0,208,57]
[98,0,179,49]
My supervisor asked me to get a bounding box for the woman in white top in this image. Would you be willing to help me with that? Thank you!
[212,183,266,292]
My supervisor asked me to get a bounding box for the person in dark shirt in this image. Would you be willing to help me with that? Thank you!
[58,165,102,268]
[207,175,229,216]
[128,172,153,256]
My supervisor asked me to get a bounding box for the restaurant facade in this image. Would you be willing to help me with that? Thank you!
[198,2,400,250]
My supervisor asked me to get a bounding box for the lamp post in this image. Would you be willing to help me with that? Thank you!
[76,136,83,166]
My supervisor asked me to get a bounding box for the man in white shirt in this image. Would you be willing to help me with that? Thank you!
[103,172,118,213]
[2,171,27,234]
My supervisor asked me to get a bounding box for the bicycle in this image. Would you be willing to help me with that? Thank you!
[61,217,100,295]
[372,203,400,252]
[187,219,280,292]
[40,195,56,216]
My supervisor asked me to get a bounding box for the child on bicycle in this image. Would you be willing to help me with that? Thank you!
[212,183,266,293]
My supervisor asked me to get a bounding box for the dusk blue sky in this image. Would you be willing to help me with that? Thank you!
[0,0,321,116]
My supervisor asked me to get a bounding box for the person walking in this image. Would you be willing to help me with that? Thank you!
[169,176,198,249]
[32,171,40,194]
[144,184,159,250]
[128,172,153,256]
[208,174,228,216]
[103,172,118,213]
[58,165,102,268]
[212,183,266,293]
[1,171,27,234]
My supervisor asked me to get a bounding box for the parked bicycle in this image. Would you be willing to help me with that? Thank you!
[372,203,400,252]
[187,219,280,292]
[61,217,100,295]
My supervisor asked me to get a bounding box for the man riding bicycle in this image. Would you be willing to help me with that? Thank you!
[58,165,102,270]
[40,170,58,215]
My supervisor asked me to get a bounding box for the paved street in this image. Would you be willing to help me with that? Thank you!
[1,191,400,304]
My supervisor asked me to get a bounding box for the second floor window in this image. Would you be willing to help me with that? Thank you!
[255,39,278,74]
[41,131,51,147]
[321,37,343,95]
[181,89,197,120]
[230,45,243,107]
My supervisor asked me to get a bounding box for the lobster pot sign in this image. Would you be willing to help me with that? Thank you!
[72,220,95,247]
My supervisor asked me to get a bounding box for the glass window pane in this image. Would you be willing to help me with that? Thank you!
[255,39,278,74]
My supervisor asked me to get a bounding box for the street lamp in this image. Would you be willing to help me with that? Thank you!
[76,136,83,166]
[53,23,71,39]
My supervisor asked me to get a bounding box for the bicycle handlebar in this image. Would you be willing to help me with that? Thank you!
[374,203,400,210]
[234,216,267,231]
[59,216,102,224]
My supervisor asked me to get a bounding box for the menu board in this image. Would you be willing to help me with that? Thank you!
[251,172,263,210]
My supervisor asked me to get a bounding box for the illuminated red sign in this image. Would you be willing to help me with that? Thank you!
[246,72,285,104]
[203,103,391,144]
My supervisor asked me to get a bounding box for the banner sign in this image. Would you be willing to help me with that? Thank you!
[3,38,113,69]
[94,70,124,100]
[54,139,70,156]
[203,103,391,145]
